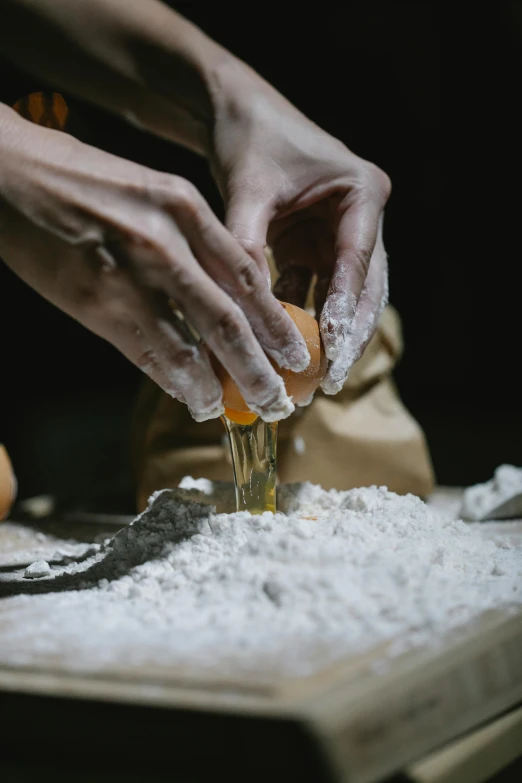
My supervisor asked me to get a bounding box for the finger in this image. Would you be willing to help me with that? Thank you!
[351,231,388,360]
[134,295,226,422]
[107,316,187,405]
[225,194,272,278]
[320,195,382,362]
[98,277,225,420]
[121,231,295,422]
[321,228,388,395]
[176,197,310,374]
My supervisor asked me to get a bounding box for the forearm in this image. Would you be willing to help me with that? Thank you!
[0,0,239,155]
[0,102,40,199]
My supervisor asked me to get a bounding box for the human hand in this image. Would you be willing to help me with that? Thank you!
[210,66,391,394]
[0,3,388,398]
[0,107,310,421]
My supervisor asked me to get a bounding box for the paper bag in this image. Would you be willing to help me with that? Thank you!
[132,305,435,512]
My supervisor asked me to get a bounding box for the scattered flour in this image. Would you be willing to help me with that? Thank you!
[461,465,522,521]
[0,481,520,680]
[23,560,52,579]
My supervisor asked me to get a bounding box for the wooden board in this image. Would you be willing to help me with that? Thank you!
[0,607,521,782]
[1,493,521,783]
[408,704,522,783]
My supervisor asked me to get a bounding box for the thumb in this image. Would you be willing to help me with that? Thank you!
[225,195,271,284]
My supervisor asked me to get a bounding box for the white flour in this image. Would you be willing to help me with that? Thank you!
[461,465,522,521]
[0,480,520,680]
[24,559,52,579]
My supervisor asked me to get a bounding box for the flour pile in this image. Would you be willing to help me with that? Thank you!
[461,464,522,521]
[1,481,520,679]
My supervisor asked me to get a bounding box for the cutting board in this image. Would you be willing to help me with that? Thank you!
[0,496,521,783]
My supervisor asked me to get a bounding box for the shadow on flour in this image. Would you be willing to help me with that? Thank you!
[0,490,212,599]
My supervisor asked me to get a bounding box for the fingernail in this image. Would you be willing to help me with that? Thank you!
[167,389,186,404]
[269,341,310,373]
[320,293,356,361]
[320,345,355,395]
[321,312,355,363]
[286,341,311,372]
[259,395,295,422]
[247,377,295,422]
[321,376,345,395]
[322,322,341,361]
[188,401,225,422]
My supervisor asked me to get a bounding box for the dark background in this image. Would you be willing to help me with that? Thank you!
[1,3,521,511]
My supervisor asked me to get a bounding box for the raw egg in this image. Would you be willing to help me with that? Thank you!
[0,445,17,521]
[216,302,327,423]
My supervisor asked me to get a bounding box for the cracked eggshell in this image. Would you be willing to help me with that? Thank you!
[215,302,327,419]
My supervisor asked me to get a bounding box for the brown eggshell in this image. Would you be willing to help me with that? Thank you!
[0,445,17,521]
[214,302,327,415]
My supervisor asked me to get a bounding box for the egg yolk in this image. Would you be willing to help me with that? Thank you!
[224,407,258,426]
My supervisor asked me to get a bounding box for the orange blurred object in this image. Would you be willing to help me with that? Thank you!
[217,302,327,423]
[12,91,69,130]
[0,445,17,521]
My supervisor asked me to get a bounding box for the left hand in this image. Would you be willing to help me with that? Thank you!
[210,65,391,394]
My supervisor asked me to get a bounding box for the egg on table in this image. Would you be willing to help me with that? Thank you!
[0,445,17,521]
[215,302,328,424]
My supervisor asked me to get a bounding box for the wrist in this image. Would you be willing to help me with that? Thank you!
[202,55,306,150]
[204,57,273,130]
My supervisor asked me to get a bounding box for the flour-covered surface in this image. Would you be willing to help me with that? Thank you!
[429,486,522,543]
[461,465,522,521]
[0,521,62,558]
[0,517,108,567]
[0,482,521,681]
[0,520,96,576]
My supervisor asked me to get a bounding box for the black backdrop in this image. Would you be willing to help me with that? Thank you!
[1,3,521,509]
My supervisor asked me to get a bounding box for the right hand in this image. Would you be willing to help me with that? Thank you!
[0,108,310,421]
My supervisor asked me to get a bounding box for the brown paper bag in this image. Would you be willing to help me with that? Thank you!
[132,305,435,512]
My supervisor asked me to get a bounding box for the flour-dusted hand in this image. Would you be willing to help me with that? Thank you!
[0,1,389,400]
[210,66,391,394]
[0,106,309,421]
